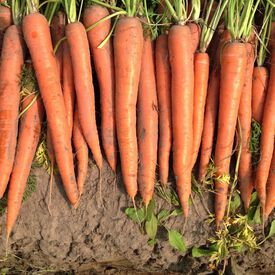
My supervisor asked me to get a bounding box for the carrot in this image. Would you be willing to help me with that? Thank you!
[198,30,231,181]
[65,22,102,170]
[269,22,275,52]
[46,128,55,167]
[83,5,117,172]
[214,42,247,226]
[265,148,275,220]
[155,33,172,185]
[62,40,75,139]
[198,67,219,181]
[137,36,158,206]
[114,17,143,200]
[6,94,44,240]
[255,49,275,215]
[252,67,268,123]
[0,25,24,198]
[191,52,209,168]
[169,25,194,217]
[0,5,12,50]
[73,107,88,196]
[50,11,65,81]
[23,13,79,205]
[188,22,201,53]
[46,13,65,177]
[238,42,255,211]
[251,6,271,125]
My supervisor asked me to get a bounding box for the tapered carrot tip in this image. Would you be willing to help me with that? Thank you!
[72,197,80,209]
[178,196,189,218]
[6,230,11,244]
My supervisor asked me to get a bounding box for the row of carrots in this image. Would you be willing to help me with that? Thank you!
[0,0,274,242]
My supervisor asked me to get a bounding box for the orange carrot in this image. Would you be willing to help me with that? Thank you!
[238,42,255,211]
[83,5,117,172]
[6,95,44,240]
[265,148,275,220]
[255,49,275,215]
[62,40,75,139]
[155,33,172,185]
[188,22,201,53]
[252,67,268,123]
[269,22,275,52]
[0,5,12,50]
[65,22,102,170]
[169,25,194,217]
[191,52,209,168]
[114,17,143,200]
[46,128,55,167]
[198,30,231,181]
[0,25,24,198]
[198,66,219,181]
[23,13,79,205]
[73,107,88,196]
[50,11,65,81]
[214,42,247,227]
[137,36,158,206]
[47,12,66,158]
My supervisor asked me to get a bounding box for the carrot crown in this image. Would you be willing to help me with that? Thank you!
[62,0,77,23]
[163,0,191,24]
[12,0,25,24]
[226,0,260,42]
[257,2,273,67]
[199,0,228,52]
[25,0,40,14]
[44,1,61,24]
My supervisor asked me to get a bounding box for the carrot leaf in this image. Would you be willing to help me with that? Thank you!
[199,0,228,52]
[125,207,146,223]
[257,2,272,67]
[62,0,77,23]
[168,229,186,253]
[266,220,275,239]
[145,214,158,240]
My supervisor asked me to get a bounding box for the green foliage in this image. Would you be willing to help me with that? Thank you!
[125,184,186,253]
[168,229,186,252]
[247,193,262,225]
[250,120,262,167]
[145,214,158,240]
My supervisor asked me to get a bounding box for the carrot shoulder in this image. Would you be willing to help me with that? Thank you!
[23,13,79,205]
[83,5,117,172]
[169,25,194,217]
[155,33,172,185]
[114,17,143,200]
[0,25,24,198]
[137,36,158,206]
[6,95,44,240]
[214,42,247,226]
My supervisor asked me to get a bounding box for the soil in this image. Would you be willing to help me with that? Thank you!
[0,160,274,274]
